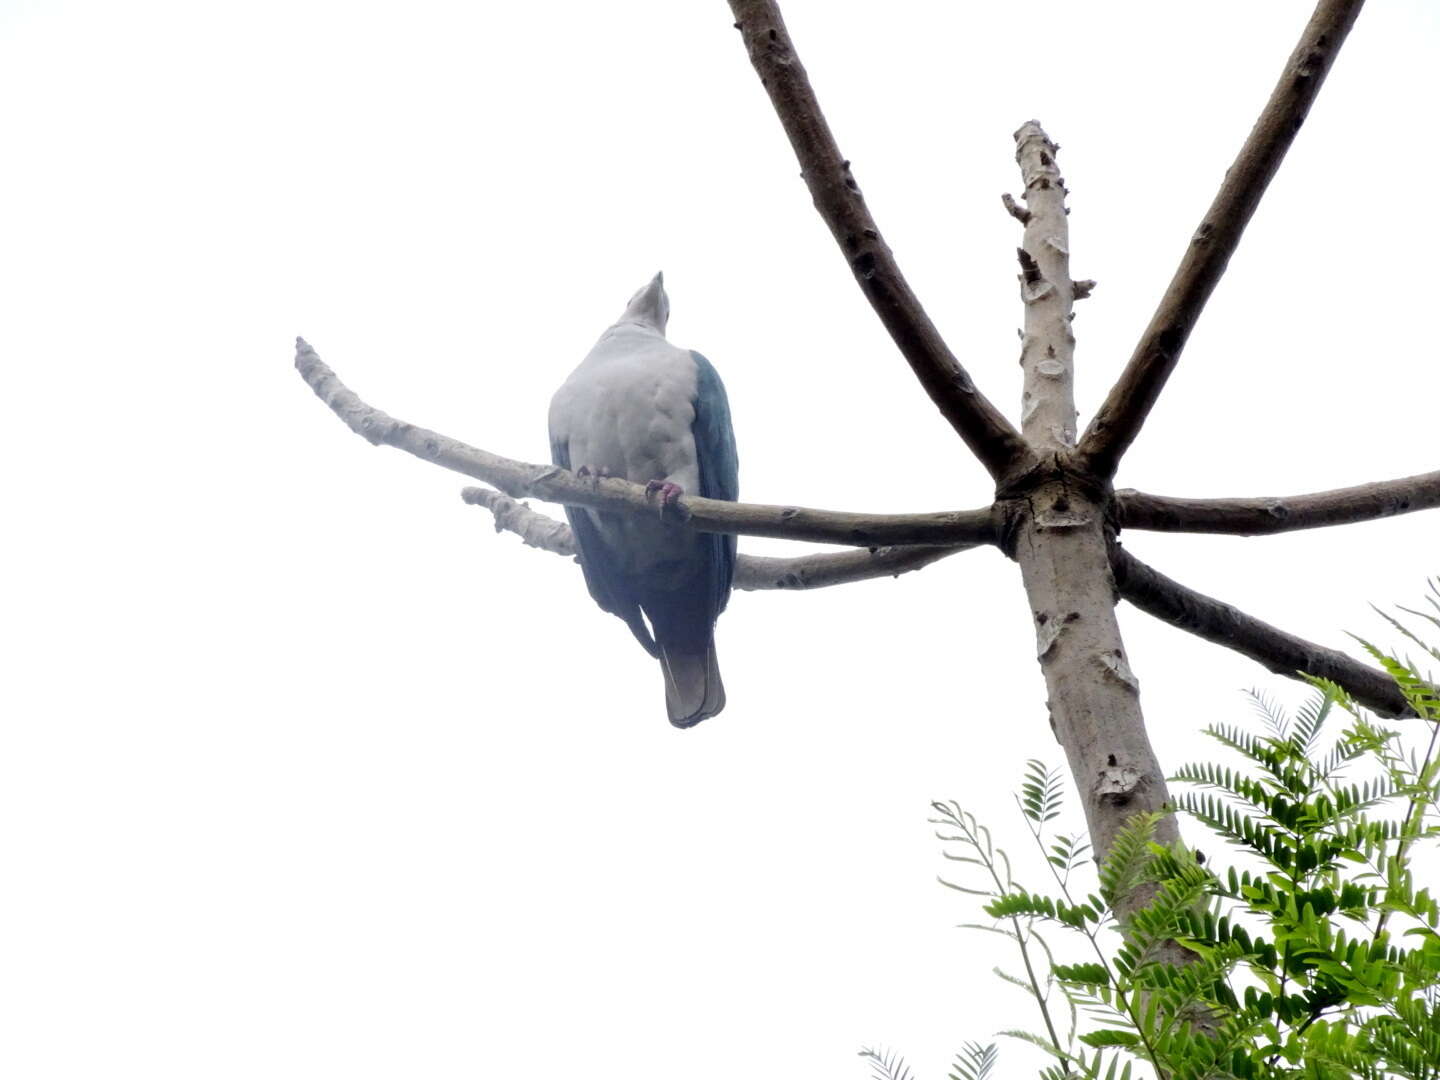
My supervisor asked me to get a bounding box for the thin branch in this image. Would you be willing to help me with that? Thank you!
[296,338,999,548]
[735,544,964,591]
[1109,545,1411,718]
[462,485,576,556]
[1114,471,1440,536]
[459,486,971,591]
[1078,0,1366,479]
[727,0,1035,485]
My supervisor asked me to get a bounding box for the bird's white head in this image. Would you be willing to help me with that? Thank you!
[619,271,669,333]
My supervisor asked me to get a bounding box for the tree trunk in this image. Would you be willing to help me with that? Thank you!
[1005,123,1179,898]
[1013,490,1178,865]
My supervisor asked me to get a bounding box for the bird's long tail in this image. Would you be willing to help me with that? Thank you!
[659,640,725,728]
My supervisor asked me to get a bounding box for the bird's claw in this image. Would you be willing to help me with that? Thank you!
[575,465,612,483]
[645,480,685,517]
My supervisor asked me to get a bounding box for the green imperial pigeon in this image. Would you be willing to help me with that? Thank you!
[548,273,739,727]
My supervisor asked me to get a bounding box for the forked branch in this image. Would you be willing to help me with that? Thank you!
[1115,471,1440,536]
[466,471,1422,714]
[1110,545,1411,718]
[461,486,971,591]
[298,328,1432,714]
[1078,0,1365,479]
[296,338,998,549]
[727,0,1034,484]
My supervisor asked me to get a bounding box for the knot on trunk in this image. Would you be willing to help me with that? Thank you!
[1096,763,1148,807]
[992,456,1113,559]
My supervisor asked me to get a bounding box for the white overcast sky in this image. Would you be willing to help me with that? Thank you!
[3,2,1437,1078]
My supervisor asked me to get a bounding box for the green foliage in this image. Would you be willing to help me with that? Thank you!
[949,1041,998,1080]
[860,1046,917,1080]
[865,584,1440,1080]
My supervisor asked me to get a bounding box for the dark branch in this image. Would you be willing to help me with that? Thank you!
[460,485,971,591]
[727,0,1035,485]
[296,337,998,548]
[1078,0,1365,479]
[1115,470,1440,536]
[1110,545,1410,718]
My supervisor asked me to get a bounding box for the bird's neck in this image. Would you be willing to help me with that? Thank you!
[604,319,665,340]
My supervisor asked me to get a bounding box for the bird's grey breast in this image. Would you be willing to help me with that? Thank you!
[549,327,703,573]
[551,327,702,489]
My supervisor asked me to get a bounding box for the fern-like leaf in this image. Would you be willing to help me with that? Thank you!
[948,1040,997,1080]
[1292,688,1335,757]
[858,1046,915,1080]
[1098,812,1163,907]
[1248,688,1291,740]
[1020,760,1066,825]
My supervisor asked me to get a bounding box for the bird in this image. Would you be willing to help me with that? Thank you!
[548,272,739,727]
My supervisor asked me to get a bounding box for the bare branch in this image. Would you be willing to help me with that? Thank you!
[459,486,970,591]
[1115,470,1440,536]
[1001,192,1031,225]
[1110,545,1411,718]
[462,486,575,556]
[728,0,1035,484]
[1078,0,1365,479]
[735,545,964,591]
[296,338,999,548]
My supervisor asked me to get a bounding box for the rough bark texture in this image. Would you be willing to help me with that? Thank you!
[1014,123,1079,451]
[1005,125,1179,873]
[1111,546,1413,718]
[727,0,1035,484]
[1078,0,1366,479]
[1013,489,1178,862]
[1115,471,1440,535]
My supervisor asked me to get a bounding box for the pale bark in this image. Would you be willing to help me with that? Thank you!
[1014,122,1078,452]
[1004,125,1179,872]
[726,0,1035,484]
[1078,0,1367,479]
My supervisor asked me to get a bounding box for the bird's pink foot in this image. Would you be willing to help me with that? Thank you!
[645,479,685,517]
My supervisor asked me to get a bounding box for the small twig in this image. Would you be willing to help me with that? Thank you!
[1001,192,1031,224]
[1109,544,1412,717]
[462,486,575,556]
[1078,0,1366,478]
[727,0,1035,485]
[295,338,998,548]
[1114,470,1440,536]
[459,486,972,591]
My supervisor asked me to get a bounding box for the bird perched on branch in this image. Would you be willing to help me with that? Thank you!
[548,273,739,727]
